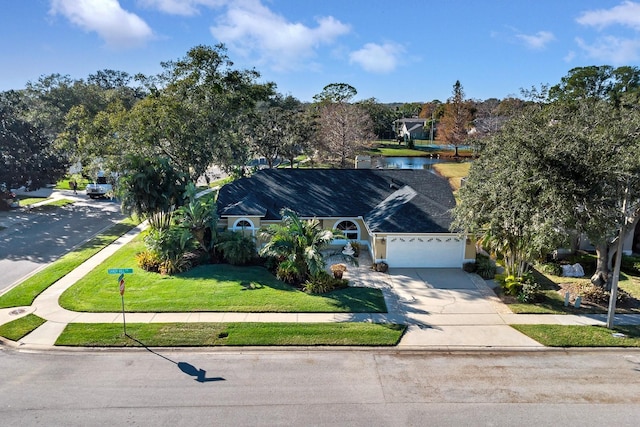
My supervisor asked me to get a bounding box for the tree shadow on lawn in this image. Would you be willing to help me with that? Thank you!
[177,263,296,292]
[321,287,388,313]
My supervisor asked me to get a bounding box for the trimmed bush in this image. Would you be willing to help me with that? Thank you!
[216,231,256,266]
[136,250,161,273]
[330,263,347,279]
[463,262,477,273]
[475,254,496,279]
[303,271,349,294]
[518,279,542,303]
[621,255,640,276]
[536,262,563,276]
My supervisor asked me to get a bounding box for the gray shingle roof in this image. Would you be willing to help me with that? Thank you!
[216,169,456,233]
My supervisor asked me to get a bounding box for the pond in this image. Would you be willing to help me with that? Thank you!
[376,156,458,170]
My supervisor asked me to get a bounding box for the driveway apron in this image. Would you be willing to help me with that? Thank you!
[387,268,544,348]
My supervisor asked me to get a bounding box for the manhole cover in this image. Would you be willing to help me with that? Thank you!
[9,308,26,316]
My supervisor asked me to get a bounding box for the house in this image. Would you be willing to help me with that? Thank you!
[216,169,475,268]
[393,117,429,140]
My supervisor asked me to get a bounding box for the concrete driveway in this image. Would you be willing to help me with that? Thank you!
[386,268,544,348]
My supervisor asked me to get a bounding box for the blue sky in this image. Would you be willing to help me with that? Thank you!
[1,0,640,102]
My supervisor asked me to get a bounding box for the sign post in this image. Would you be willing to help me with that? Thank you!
[108,269,133,336]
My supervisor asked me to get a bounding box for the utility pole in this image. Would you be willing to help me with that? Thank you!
[429,111,435,144]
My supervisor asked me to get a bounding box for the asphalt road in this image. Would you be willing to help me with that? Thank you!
[0,348,639,426]
[0,197,124,291]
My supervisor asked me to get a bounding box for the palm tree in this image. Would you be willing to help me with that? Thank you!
[175,182,218,258]
[259,208,341,284]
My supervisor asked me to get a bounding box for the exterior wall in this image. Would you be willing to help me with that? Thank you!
[464,237,476,261]
[373,235,387,262]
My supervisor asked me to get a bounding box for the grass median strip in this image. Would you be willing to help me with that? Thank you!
[0,314,46,341]
[56,322,406,347]
[0,217,139,308]
[511,324,640,347]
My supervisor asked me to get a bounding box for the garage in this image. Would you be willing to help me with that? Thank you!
[385,235,464,268]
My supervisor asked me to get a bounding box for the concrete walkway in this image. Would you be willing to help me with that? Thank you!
[2,213,640,350]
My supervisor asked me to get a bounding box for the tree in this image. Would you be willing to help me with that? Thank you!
[316,102,374,168]
[117,155,187,219]
[0,91,66,189]
[175,183,219,259]
[259,209,341,284]
[121,45,275,181]
[452,104,567,277]
[278,108,317,169]
[437,80,473,156]
[453,98,640,286]
[313,84,374,168]
[396,102,422,118]
[313,83,357,104]
[356,98,396,139]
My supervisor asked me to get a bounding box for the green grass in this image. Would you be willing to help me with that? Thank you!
[16,196,48,206]
[0,314,46,341]
[504,262,640,315]
[60,238,387,313]
[512,324,640,347]
[55,322,406,347]
[55,178,89,191]
[433,162,471,191]
[368,143,429,157]
[0,217,140,308]
[28,198,76,212]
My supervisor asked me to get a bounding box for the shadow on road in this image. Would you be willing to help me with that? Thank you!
[127,334,225,383]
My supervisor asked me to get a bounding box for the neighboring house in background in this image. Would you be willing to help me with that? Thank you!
[216,169,475,268]
[393,117,429,141]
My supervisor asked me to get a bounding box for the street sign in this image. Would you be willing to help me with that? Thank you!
[118,273,124,282]
[108,268,133,274]
[119,278,125,296]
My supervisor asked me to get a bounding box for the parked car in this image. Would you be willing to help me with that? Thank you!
[85,174,113,199]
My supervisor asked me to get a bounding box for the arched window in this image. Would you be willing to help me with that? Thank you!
[335,220,359,240]
[232,218,255,235]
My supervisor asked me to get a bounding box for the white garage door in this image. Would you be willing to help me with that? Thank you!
[386,235,464,268]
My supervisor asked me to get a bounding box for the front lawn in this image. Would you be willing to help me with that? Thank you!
[512,324,640,347]
[501,257,640,315]
[59,236,387,313]
[56,322,405,347]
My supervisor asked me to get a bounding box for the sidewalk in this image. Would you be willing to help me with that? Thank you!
[2,212,640,350]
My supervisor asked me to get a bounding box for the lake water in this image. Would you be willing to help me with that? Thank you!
[376,156,450,169]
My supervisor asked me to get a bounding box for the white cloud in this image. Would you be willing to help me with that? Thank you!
[576,36,640,64]
[574,1,640,64]
[515,31,555,50]
[349,42,404,74]
[50,0,153,48]
[138,0,225,16]
[576,1,640,31]
[208,0,350,71]
[564,50,576,63]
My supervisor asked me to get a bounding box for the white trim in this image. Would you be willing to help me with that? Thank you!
[332,218,360,241]
[231,218,256,235]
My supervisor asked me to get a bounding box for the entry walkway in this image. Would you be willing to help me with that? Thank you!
[2,221,640,350]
